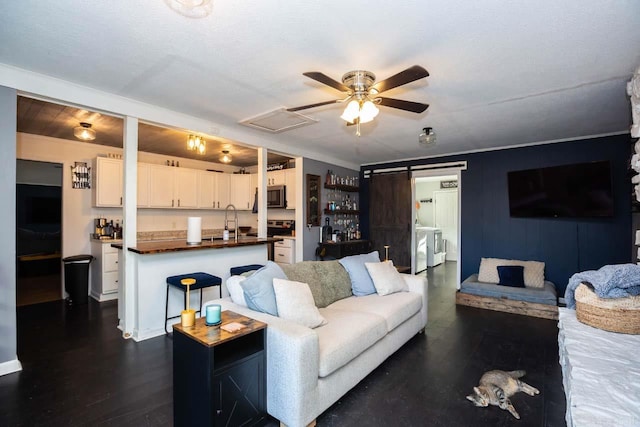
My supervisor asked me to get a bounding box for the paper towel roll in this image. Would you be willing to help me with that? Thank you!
[187,217,202,244]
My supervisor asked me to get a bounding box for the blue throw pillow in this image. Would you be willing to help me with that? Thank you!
[497,265,525,288]
[240,261,287,315]
[339,251,380,296]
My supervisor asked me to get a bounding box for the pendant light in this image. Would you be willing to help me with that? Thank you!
[187,134,206,154]
[73,122,96,141]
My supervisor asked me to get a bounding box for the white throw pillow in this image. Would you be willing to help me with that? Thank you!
[272,278,327,328]
[225,275,248,307]
[364,260,408,296]
[478,257,545,288]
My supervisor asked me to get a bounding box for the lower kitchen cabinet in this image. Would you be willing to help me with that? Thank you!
[173,312,267,427]
[274,237,295,266]
[90,240,120,302]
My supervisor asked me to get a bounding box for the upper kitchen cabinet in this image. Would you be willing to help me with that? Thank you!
[267,170,285,186]
[198,170,216,209]
[93,157,123,207]
[230,174,253,210]
[148,164,175,208]
[285,168,296,210]
[174,168,198,208]
[148,164,198,208]
[137,163,150,207]
[215,173,231,210]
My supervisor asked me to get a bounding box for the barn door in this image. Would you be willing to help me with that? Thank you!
[369,171,412,266]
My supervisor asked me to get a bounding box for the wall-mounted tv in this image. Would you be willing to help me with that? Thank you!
[507,161,614,218]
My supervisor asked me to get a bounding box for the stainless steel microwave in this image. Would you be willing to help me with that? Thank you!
[267,185,286,208]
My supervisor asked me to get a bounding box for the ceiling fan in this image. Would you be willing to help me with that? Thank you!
[287,65,429,135]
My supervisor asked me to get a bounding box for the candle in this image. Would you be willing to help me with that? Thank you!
[206,304,221,325]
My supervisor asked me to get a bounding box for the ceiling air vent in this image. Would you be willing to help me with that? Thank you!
[239,108,318,133]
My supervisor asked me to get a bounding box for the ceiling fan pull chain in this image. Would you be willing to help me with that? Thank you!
[356,120,361,137]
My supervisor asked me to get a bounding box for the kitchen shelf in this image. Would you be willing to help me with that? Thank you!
[324,209,360,215]
[324,183,359,192]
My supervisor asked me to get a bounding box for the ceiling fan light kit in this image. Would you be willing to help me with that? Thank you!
[73,122,96,141]
[288,65,429,135]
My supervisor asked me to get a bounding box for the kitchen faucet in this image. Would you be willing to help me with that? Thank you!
[224,204,238,242]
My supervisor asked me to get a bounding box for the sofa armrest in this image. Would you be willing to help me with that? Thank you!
[401,273,428,327]
[204,298,320,420]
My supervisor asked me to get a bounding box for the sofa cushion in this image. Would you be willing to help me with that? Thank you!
[315,308,387,377]
[327,291,422,332]
[462,274,557,305]
[478,257,545,288]
[281,261,352,308]
[339,251,380,296]
[226,275,248,307]
[273,278,327,329]
[497,265,525,288]
[365,260,408,296]
[240,261,287,316]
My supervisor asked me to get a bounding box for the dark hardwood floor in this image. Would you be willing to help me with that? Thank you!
[0,261,566,426]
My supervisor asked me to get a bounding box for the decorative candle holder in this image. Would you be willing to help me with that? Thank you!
[180,278,196,328]
[205,304,222,327]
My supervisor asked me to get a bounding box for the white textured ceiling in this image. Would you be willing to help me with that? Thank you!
[1,1,639,167]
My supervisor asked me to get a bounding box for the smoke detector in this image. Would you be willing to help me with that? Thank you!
[418,127,436,145]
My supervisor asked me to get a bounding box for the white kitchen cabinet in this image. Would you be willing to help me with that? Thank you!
[215,173,230,209]
[137,163,150,207]
[174,168,198,208]
[267,170,285,186]
[274,238,296,266]
[93,157,123,207]
[285,168,296,210]
[90,240,120,302]
[198,170,216,209]
[148,164,175,208]
[230,174,253,210]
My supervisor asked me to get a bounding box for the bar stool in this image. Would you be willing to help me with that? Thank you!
[165,272,222,333]
[230,264,264,276]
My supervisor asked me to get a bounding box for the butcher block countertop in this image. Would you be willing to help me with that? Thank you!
[112,237,282,255]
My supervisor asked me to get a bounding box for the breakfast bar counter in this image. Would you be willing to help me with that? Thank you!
[112,236,282,254]
[113,236,279,341]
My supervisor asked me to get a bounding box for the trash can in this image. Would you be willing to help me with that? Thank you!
[62,255,94,305]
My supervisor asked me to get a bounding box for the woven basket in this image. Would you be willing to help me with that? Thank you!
[575,283,640,334]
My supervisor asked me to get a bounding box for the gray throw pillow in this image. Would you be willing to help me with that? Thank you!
[240,261,287,316]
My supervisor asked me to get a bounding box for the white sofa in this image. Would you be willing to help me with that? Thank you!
[204,261,427,427]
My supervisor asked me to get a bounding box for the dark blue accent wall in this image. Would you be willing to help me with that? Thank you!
[361,135,633,294]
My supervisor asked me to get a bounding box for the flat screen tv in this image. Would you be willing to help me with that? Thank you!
[507,161,614,218]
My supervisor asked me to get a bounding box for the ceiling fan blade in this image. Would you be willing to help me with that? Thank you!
[377,97,429,113]
[303,72,350,92]
[346,117,359,127]
[371,65,429,94]
[287,99,341,112]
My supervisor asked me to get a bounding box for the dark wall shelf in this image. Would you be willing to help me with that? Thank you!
[324,209,360,215]
[324,183,359,192]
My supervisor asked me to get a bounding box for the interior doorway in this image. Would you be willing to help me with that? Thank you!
[16,159,63,306]
[412,167,463,288]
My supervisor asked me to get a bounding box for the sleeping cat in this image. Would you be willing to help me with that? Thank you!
[466,370,539,419]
